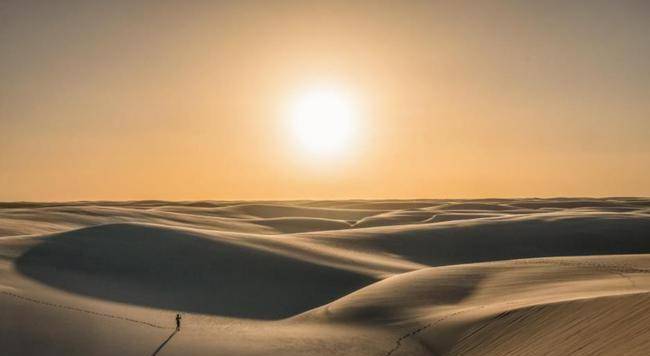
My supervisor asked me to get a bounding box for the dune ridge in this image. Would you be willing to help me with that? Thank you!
[1,198,650,355]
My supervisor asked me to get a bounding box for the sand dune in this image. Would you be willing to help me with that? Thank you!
[15,223,375,319]
[2,198,650,355]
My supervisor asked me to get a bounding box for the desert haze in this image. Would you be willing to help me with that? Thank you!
[1,198,650,355]
[3,1,650,355]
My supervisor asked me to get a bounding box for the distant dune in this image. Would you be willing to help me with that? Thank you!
[1,198,650,355]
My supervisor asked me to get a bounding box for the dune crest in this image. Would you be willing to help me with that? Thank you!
[2,198,650,355]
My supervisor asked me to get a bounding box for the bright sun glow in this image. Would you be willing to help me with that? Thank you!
[289,87,358,155]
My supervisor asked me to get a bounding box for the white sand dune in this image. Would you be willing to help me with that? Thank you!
[1,198,650,355]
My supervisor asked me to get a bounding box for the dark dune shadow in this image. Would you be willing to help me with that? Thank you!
[15,224,376,320]
[152,330,177,356]
[357,215,650,267]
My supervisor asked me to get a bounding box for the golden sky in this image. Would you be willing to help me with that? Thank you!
[2,1,649,200]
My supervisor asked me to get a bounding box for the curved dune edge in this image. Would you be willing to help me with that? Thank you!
[300,255,650,355]
[2,199,650,355]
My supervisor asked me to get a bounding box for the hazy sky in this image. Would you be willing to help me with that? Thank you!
[2,0,649,201]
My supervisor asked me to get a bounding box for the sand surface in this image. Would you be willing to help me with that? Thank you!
[1,198,650,355]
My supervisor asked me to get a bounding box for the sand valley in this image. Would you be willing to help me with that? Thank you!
[2,198,650,355]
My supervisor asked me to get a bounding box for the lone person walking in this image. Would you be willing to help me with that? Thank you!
[176,313,182,331]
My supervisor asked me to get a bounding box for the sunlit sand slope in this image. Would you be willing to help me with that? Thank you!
[1,198,649,355]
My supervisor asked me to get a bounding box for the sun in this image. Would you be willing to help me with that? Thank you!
[289,87,358,155]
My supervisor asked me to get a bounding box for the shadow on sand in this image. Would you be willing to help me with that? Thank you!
[15,224,375,320]
[347,215,650,267]
[152,330,177,356]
